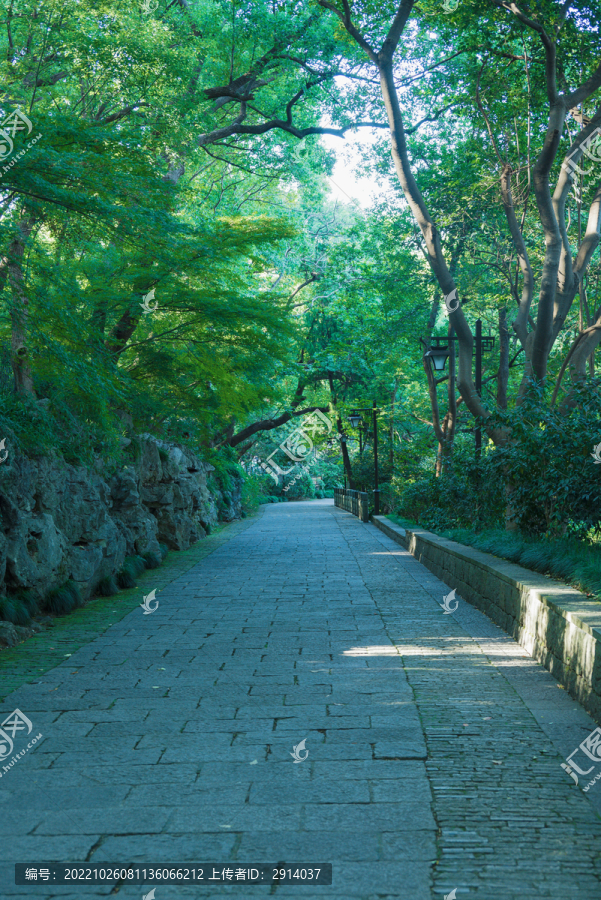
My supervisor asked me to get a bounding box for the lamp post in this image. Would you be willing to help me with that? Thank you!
[423,320,494,458]
[348,401,380,514]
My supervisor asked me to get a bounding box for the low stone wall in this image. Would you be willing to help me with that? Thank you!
[373,516,601,722]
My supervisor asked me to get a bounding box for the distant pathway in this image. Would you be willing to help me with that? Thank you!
[2,500,601,899]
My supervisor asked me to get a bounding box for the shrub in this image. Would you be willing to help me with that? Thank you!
[97,575,119,596]
[486,395,601,537]
[142,551,162,569]
[43,580,83,616]
[0,594,32,626]
[442,526,601,601]
[241,473,265,515]
[19,590,40,617]
[131,555,147,575]
[283,469,315,501]
[116,556,143,589]
[396,450,505,533]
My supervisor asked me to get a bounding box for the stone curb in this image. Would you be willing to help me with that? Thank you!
[372,515,601,723]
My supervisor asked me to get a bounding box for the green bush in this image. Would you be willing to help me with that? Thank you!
[0,387,123,469]
[486,395,601,537]
[206,444,244,493]
[441,527,601,601]
[283,469,315,500]
[241,473,266,514]
[43,580,83,616]
[396,450,505,533]
[0,594,32,626]
[97,575,119,596]
[142,550,162,569]
[116,556,144,589]
[391,390,601,541]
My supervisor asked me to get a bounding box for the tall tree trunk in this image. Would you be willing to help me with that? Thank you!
[443,330,457,473]
[337,415,355,489]
[5,213,37,396]
[390,375,400,472]
[327,371,354,488]
[497,306,510,409]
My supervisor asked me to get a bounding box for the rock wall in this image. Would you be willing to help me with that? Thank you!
[0,435,241,603]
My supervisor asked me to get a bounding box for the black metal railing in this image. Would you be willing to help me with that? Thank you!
[334,488,370,523]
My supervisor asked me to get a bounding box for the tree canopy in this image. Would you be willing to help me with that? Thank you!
[1,0,600,535]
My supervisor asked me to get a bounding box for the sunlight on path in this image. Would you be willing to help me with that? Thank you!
[1,500,600,899]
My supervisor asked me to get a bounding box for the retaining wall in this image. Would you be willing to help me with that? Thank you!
[373,516,601,722]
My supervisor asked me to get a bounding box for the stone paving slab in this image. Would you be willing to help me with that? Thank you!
[1,500,601,898]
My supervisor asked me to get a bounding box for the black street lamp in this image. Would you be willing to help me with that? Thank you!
[423,319,494,457]
[424,344,450,372]
[348,401,380,514]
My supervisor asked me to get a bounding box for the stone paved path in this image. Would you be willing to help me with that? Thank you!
[2,500,601,899]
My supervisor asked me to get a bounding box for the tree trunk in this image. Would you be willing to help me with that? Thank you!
[390,375,400,472]
[497,307,510,409]
[337,415,355,489]
[4,213,37,396]
[443,330,457,474]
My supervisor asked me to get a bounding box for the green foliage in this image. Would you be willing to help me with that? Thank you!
[206,446,244,494]
[395,450,505,533]
[97,576,119,597]
[393,395,601,540]
[142,551,162,570]
[441,528,601,603]
[43,580,83,617]
[283,469,315,501]
[241,473,266,515]
[0,0,599,559]
[131,556,148,576]
[116,557,141,589]
[0,594,32,626]
[486,395,601,537]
